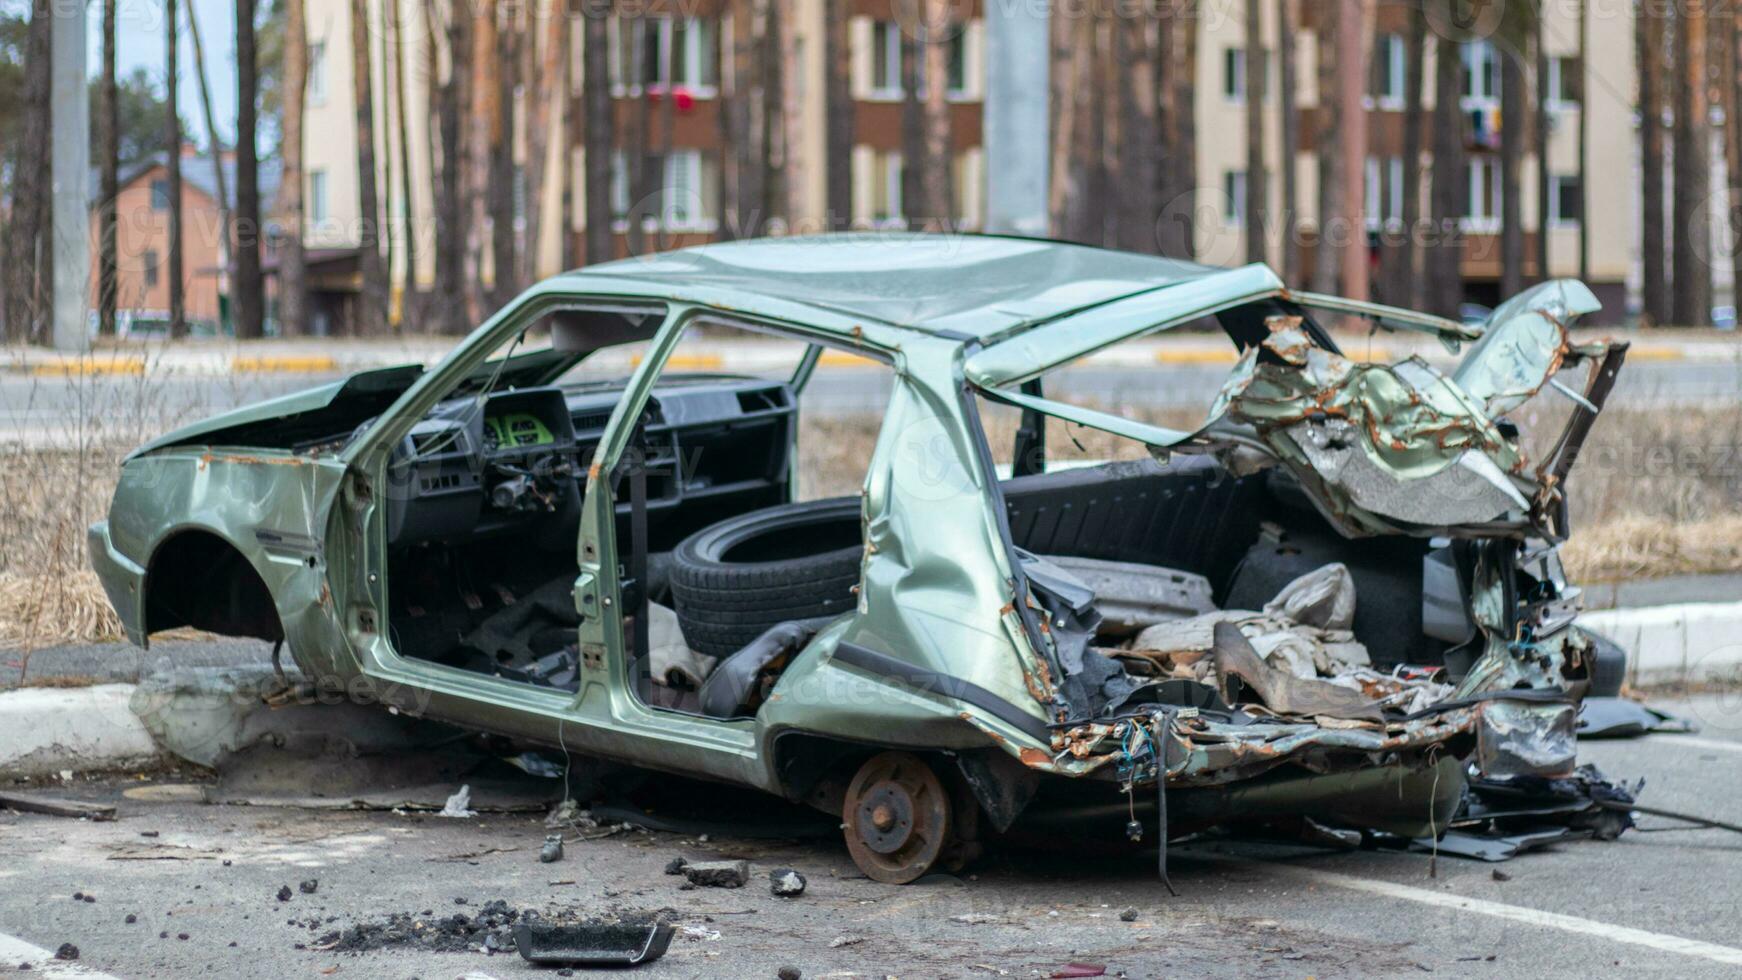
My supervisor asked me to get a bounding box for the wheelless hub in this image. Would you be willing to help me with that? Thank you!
[842,751,955,883]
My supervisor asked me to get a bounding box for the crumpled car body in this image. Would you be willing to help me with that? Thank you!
[90,235,1631,882]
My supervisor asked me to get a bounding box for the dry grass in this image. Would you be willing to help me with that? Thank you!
[0,366,1737,649]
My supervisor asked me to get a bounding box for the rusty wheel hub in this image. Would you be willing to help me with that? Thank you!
[842,751,952,883]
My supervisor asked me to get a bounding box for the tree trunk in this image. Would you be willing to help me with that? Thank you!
[277,0,305,334]
[352,0,388,335]
[1499,38,1525,299]
[1727,0,1742,310]
[1672,0,1711,326]
[390,0,418,315]
[1391,0,1425,306]
[1335,0,1366,301]
[656,11,678,250]
[98,0,118,338]
[430,0,470,332]
[167,0,186,337]
[1533,17,1550,284]
[1117,15,1157,253]
[1155,0,1182,255]
[489,6,518,304]
[1088,14,1112,246]
[1047,4,1074,235]
[760,0,786,227]
[582,0,613,262]
[624,13,652,255]
[1427,27,1465,318]
[1640,0,1668,325]
[921,0,953,227]
[824,0,852,230]
[2,0,51,344]
[900,0,924,229]
[1311,0,1341,293]
[722,0,762,238]
[522,0,564,283]
[191,0,237,326]
[1244,0,1266,264]
[464,0,495,321]
[1173,0,1199,257]
[234,0,265,338]
[379,20,396,325]
[1577,0,1589,282]
[1278,0,1299,283]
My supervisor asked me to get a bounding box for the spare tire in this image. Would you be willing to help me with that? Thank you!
[669,498,863,656]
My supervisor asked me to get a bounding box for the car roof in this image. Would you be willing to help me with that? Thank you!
[561,233,1228,339]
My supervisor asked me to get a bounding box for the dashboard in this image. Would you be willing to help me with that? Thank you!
[385,377,797,550]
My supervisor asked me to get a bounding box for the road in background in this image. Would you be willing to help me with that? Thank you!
[6,357,1741,448]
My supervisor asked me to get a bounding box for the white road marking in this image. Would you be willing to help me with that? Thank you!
[1256,862,1742,967]
[0,932,124,978]
[1646,735,1742,755]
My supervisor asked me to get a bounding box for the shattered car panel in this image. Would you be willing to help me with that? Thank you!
[91,235,1637,883]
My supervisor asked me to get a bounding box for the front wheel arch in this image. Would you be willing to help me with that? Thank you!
[143,529,284,642]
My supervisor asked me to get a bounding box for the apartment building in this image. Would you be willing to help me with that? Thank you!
[1202,0,1629,315]
[301,0,1628,330]
[84,149,282,335]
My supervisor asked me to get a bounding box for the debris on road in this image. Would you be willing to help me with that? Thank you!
[682,860,750,889]
[769,869,806,897]
[0,791,116,821]
[663,857,688,876]
[438,785,477,818]
[54,943,79,961]
[512,919,674,967]
[276,886,293,902]
[312,899,527,954]
[539,835,565,863]
[1119,908,1138,922]
[299,879,319,895]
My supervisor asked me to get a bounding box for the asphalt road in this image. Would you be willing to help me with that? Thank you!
[5,358,1742,447]
[0,694,1739,978]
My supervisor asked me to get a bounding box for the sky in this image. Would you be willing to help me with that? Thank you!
[90,0,243,151]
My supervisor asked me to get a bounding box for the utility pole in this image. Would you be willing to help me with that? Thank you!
[50,0,90,351]
[985,1,1049,236]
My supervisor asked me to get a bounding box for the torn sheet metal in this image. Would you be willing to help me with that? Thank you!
[1477,700,1578,779]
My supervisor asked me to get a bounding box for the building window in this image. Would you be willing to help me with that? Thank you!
[308,40,327,104]
[870,21,902,96]
[1549,174,1584,226]
[612,16,719,93]
[143,249,160,288]
[868,21,966,98]
[869,150,903,225]
[1461,156,1501,226]
[150,178,170,210]
[1223,45,1266,103]
[609,150,719,230]
[1371,33,1405,106]
[1546,56,1583,108]
[1223,169,1247,226]
[1365,156,1404,227]
[308,169,328,224]
[1461,40,1499,105]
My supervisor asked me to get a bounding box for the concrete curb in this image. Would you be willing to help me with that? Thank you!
[1580,601,1742,687]
[3,603,1740,777]
[0,684,162,777]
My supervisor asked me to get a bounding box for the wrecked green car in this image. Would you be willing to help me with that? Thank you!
[91,235,1633,881]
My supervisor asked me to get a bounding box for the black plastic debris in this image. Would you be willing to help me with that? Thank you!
[512,920,674,966]
[1576,698,1699,739]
